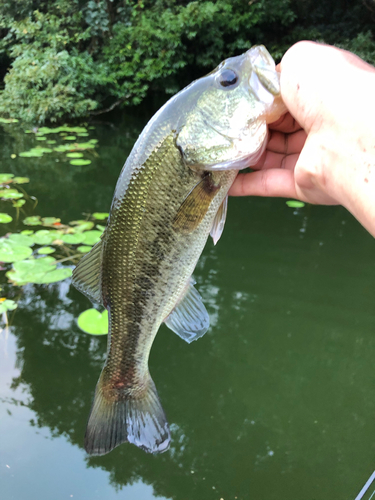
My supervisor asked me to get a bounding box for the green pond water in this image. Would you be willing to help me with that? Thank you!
[1,113,375,500]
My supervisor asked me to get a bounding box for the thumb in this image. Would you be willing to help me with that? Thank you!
[280,41,348,134]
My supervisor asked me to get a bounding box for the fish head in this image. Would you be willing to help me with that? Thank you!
[176,45,286,171]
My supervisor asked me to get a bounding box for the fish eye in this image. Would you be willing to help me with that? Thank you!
[218,69,238,88]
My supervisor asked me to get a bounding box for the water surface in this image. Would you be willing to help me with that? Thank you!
[0,115,375,500]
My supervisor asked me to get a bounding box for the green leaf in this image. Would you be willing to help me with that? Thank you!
[92,212,109,220]
[37,246,55,255]
[69,159,92,166]
[42,217,61,226]
[286,200,305,208]
[73,142,96,150]
[77,308,108,335]
[12,199,26,207]
[54,145,71,152]
[82,230,102,246]
[77,245,92,253]
[71,221,94,232]
[32,230,56,245]
[61,233,86,244]
[0,299,17,314]
[0,299,17,313]
[96,224,106,232]
[64,136,77,140]
[13,177,30,184]
[47,140,56,144]
[0,240,33,262]
[37,267,72,284]
[0,213,12,223]
[19,149,44,157]
[0,174,14,183]
[8,233,34,246]
[23,216,41,226]
[0,189,23,199]
[66,152,84,158]
[36,136,47,141]
[0,117,18,123]
[6,256,71,285]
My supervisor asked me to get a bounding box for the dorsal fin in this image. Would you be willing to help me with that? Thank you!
[72,241,103,305]
[164,278,209,343]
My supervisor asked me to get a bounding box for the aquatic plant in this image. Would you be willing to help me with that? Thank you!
[0,164,108,333]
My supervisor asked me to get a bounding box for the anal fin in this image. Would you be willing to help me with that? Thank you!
[72,240,103,305]
[164,279,209,343]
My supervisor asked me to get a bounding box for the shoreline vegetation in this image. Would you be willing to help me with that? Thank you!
[0,0,374,124]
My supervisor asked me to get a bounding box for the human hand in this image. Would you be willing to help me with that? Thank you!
[229,41,375,236]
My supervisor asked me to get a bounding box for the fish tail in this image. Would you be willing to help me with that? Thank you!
[84,372,171,455]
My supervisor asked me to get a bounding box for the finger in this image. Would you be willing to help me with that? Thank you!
[253,151,299,171]
[266,129,307,155]
[229,169,299,198]
[268,112,303,133]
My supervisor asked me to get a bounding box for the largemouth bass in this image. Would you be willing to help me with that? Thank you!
[72,45,285,456]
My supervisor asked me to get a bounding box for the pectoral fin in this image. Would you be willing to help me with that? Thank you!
[164,279,209,343]
[210,195,228,245]
[173,174,220,234]
[72,240,103,305]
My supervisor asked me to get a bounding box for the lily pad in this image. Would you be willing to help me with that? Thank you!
[61,233,86,245]
[69,159,91,166]
[82,230,102,246]
[0,299,17,314]
[0,213,12,223]
[36,136,47,141]
[47,140,56,144]
[8,233,34,246]
[13,177,30,184]
[74,142,96,150]
[286,200,305,208]
[37,246,55,255]
[54,145,71,152]
[77,308,108,335]
[66,152,84,158]
[12,199,26,208]
[0,240,33,262]
[71,221,94,232]
[77,245,92,253]
[64,136,77,140]
[92,212,109,220]
[0,174,14,183]
[19,149,44,157]
[42,217,61,226]
[32,230,56,245]
[0,189,23,199]
[37,267,72,284]
[7,256,72,285]
[23,216,41,226]
[96,225,106,232]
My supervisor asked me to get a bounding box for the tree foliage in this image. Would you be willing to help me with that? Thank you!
[0,0,373,123]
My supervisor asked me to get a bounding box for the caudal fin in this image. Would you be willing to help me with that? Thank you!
[84,373,171,455]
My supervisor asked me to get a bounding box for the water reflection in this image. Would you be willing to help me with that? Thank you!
[1,120,375,499]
